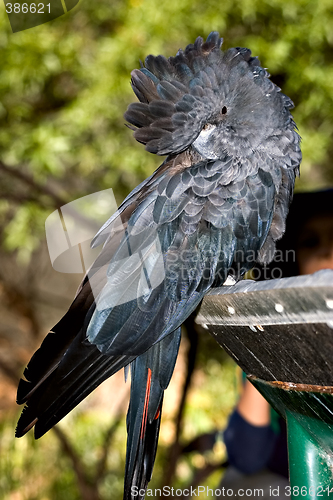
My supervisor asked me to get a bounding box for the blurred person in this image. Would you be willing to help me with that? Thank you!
[217,189,333,499]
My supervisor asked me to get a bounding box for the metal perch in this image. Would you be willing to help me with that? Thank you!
[196,269,333,499]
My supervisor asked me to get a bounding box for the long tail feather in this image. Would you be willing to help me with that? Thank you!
[124,328,181,499]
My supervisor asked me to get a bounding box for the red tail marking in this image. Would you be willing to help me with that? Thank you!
[140,368,152,440]
[154,407,160,420]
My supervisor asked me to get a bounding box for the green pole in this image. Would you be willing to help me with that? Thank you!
[249,377,333,500]
[286,411,333,499]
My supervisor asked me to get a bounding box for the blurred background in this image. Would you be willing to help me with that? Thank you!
[0,0,333,498]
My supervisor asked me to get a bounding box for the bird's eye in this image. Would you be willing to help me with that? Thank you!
[221,106,227,115]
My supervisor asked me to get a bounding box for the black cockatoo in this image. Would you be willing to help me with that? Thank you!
[16,32,301,499]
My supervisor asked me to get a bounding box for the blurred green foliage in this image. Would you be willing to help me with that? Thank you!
[0,408,126,499]
[1,1,333,498]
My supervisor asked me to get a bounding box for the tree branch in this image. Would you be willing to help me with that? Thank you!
[178,460,228,500]
[52,426,101,500]
[0,161,67,208]
[95,390,129,484]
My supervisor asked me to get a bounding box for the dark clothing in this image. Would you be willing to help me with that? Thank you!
[223,410,288,478]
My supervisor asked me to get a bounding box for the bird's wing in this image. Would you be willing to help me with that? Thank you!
[258,162,298,263]
[15,156,172,437]
[16,153,184,406]
[16,153,276,438]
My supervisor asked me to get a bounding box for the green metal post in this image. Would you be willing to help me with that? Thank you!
[286,411,333,499]
[250,377,333,500]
